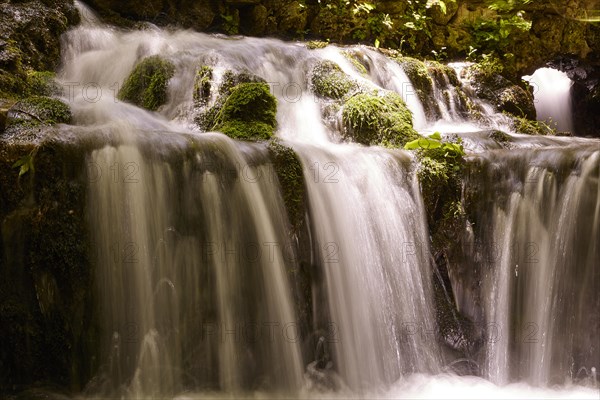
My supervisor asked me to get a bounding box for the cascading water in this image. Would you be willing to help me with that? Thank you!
[24,1,597,398]
[524,68,574,132]
[452,144,600,386]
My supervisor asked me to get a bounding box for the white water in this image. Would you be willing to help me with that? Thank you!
[44,2,600,398]
[524,68,574,132]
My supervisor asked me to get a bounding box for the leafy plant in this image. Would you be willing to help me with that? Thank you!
[13,147,39,177]
[404,131,465,162]
[464,0,532,60]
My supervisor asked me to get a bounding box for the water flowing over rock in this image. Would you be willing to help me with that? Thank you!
[0,2,599,399]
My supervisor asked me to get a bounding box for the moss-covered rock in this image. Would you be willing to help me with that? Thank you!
[463,60,536,120]
[214,82,277,141]
[413,137,466,253]
[310,60,359,100]
[267,139,306,233]
[510,115,556,136]
[118,56,175,111]
[395,57,434,100]
[342,91,418,146]
[218,69,266,96]
[24,71,61,97]
[342,50,369,75]
[306,40,328,50]
[426,60,460,87]
[6,96,71,132]
[193,65,213,107]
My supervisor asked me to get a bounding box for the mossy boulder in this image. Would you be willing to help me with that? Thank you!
[194,69,266,131]
[463,61,536,120]
[267,139,306,233]
[218,69,266,96]
[214,82,277,141]
[118,56,175,111]
[342,92,418,146]
[5,96,71,134]
[193,65,213,106]
[395,57,434,101]
[310,60,359,100]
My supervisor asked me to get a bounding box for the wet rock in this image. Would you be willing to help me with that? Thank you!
[6,96,71,131]
[463,62,536,120]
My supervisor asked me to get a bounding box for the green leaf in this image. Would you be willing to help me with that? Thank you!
[439,1,447,14]
[428,131,442,140]
[12,157,28,168]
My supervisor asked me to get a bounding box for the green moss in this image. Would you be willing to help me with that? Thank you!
[219,82,276,125]
[218,69,265,95]
[216,121,272,141]
[415,138,466,253]
[7,96,71,130]
[267,139,306,233]
[310,60,359,100]
[342,50,368,75]
[193,65,213,106]
[25,71,60,97]
[395,56,434,100]
[489,129,512,145]
[426,60,460,87]
[342,92,418,146]
[214,82,277,141]
[510,115,556,136]
[118,55,175,111]
[306,40,329,49]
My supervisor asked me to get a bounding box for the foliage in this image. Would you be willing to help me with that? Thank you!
[118,55,175,111]
[311,60,359,99]
[487,0,532,12]
[404,131,465,161]
[315,0,394,46]
[342,91,418,146]
[464,1,532,62]
[12,147,39,177]
[510,114,556,136]
[220,10,240,35]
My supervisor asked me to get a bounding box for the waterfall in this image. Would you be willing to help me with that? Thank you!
[524,68,574,132]
[25,3,598,398]
[293,144,441,389]
[86,128,304,396]
[454,146,600,386]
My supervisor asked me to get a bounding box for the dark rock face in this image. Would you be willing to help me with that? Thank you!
[0,131,98,393]
[549,57,600,138]
[0,1,79,95]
